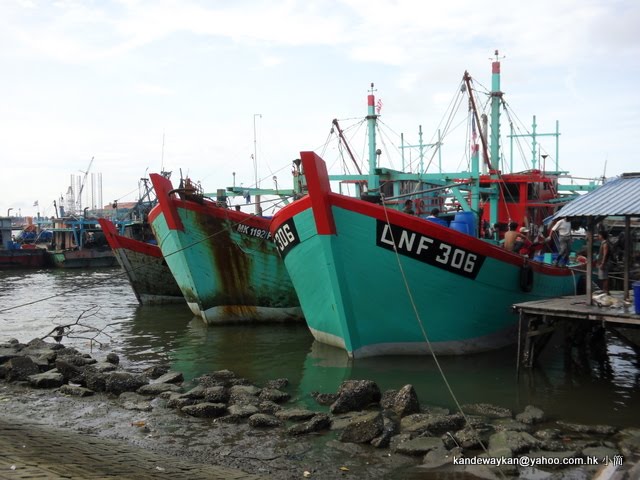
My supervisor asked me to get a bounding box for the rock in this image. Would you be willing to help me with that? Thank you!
[153,371,184,385]
[619,435,640,455]
[180,385,206,399]
[275,408,316,422]
[448,425,491,449]
[400,413,465,435]
[181,402,227,418]
[422,446,463,469]
[534,428,562,441]
[105,372,148,395]
[59,384,94,397]
[380,389,399,409]
[492,418,530,432]
[420,405,451,416]
[488,430,540,457]
[105,353,120,365]
[582,446,620,462]
[264,378,289,390]
[166,395,196,410]
[311,391,338,406]
[391,384,421,417]
[248,413,282,428]
[142,364,170,379]
[287,413,331,436]
[5,356,40,382]
[515,405,545,425]
[57,355,96,367]
[137,383,183,396]
[227,404,259,418]
[371,415,400,449]
[330,380,381,414]
[393,436,444,456]
[259,388,290,404]
[21,338,58,358]
[28,370,65,388]
[54,358,84,383]
[338,411,384,444]
[83,366,107,392]
[229,392,260,407]
[229,385,261,397]
[556,421,618,435]
[258,401,282,415]
[461,403,513,419]
[203,386,228,403]
[91,361,118,373]
[196,369,239,388]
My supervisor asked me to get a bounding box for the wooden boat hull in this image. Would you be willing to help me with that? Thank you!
[0,248,47,269]
[48,248,117,269]
[148,174,302,324]
[98,219,184,305]
[271,152,582,358]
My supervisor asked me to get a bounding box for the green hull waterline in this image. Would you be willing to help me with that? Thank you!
[151,208,302,324]
[285,206,579,358]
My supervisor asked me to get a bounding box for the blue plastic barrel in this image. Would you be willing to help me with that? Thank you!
[450,220,470,235]
[634,282,640,315]
[426,217,448,227]
[454,211,476,237]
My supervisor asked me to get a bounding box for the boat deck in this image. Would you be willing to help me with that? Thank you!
[513,291,640,368]
[514,292,639,326]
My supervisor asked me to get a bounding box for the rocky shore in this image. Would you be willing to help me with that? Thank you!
[1,337,639,479]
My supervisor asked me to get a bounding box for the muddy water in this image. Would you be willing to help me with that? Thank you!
[1,268,639,428]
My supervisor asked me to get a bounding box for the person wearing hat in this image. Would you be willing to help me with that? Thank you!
[503,222,529,252]
[514,226,534,256]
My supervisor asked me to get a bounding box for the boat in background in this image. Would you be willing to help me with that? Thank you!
[98,218,184,305]
[46,216,116,268]
[0,217,47,269]
[270,53,586,358]
[148,172,303,323]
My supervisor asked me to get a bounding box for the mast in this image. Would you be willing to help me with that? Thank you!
[489,50,503,233]
[366,83,380,194]
[332,119,362,175]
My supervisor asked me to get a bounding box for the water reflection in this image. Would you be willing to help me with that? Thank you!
[2,268,639,429]
[120,301,640,427]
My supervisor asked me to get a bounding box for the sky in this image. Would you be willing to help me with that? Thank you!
[1,0,639,219]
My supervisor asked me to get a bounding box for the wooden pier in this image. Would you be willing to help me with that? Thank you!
[514,292,640,368]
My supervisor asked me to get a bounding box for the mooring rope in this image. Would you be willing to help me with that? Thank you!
[379,200,505,473]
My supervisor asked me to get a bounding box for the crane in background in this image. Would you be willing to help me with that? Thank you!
[76,156,94,213]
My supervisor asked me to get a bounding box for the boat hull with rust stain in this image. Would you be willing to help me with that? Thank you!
[148,173,302,324]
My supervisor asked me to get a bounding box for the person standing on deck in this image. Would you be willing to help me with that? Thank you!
[503,222,528,252]
[402,199,415,215]
[597,230,611,294]
[548,217,572,266]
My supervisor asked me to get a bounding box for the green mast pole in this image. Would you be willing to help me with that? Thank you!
[489,51,502,232]
[367,83,380,194]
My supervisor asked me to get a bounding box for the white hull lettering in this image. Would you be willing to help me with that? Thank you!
[375,220,485,280]
[273,219,300,258]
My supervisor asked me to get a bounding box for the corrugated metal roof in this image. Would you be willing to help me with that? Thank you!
[555,173,640,217]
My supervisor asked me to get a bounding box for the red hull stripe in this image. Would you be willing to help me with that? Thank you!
[98,218,163,258]
[271,154,571,278]
[300,151,336,235]
[149,173,184,231]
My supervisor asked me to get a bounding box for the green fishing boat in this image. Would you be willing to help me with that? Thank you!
[270,53,587,358]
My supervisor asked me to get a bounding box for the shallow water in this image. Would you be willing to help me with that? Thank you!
[1,268,639,428]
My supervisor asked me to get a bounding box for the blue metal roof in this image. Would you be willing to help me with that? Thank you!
[555,173,640,217]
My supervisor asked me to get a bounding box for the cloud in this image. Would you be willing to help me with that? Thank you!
[134,82,173,95]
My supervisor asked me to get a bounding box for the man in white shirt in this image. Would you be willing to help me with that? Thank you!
[548,217,572,266]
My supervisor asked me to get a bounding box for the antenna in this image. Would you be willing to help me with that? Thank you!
[161,132,165,172]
